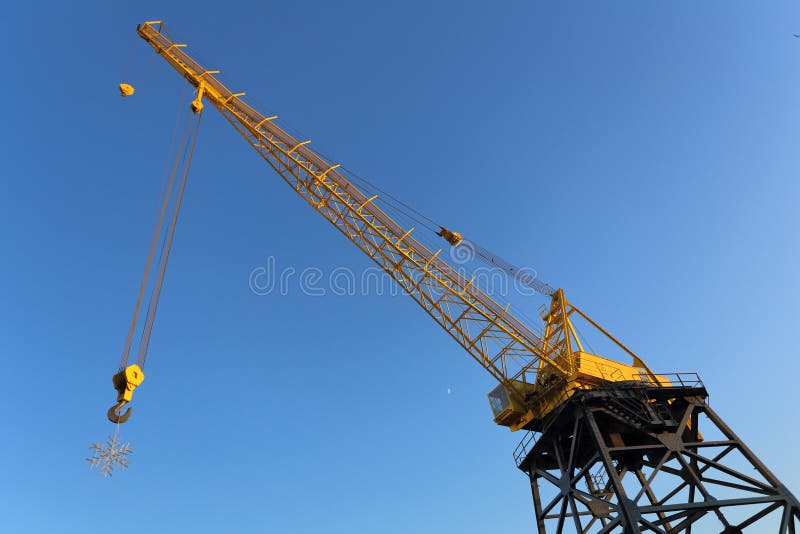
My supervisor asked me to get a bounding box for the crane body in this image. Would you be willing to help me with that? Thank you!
[110,21,800,532]
[131,20,663,432]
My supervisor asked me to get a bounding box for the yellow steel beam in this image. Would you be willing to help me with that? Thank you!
[133,22,657,418]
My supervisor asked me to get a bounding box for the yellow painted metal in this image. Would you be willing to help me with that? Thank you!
[436,227,463,246]
[488,290,670,429]
[490,355,670,431]
[118,83,135,97]
[488,380,538,427]
[356,194,378,214]
[396,227,415,245]
[135,22,664,430]
[224,92,246,103]
[112,364,145,403]
[287,140,311,155]
[191,84,205,114]
[136,21,571,396]
[255,115,278,129]
[320,164,341,179]
[568,303,662,384]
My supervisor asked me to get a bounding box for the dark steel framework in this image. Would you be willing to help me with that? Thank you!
[514,374,800,533]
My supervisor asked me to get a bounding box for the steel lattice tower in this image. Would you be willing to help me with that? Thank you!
[514,376,800,533]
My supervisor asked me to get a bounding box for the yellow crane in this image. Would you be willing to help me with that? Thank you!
[109,20,662,431]
[110,22,800,532]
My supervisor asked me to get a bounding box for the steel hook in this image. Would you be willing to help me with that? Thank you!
[107,400,132,424]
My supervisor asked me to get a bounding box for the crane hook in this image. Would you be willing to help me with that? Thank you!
[108,400,133,424]
[106,364,145,424]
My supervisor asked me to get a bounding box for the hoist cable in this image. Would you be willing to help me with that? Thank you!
[219,94,548,306]
[234,103,443,236]
[319,156,553,304]
[330,159,553,302]
[135,114,199,368]
[343,169,442,232]
[153,85,190,214]
[135,118,192,361]
[574,325,597,356]
[138,52,157,87]
[121,32,156,90]
[469,241,555,297]
[135,113,202,369]
[122,41,137,81]
[301,140,443,233]
[349,177,434,233]
[323,153,555,308]
[118,103,191,369]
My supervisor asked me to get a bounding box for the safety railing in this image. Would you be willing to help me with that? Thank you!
[512,382,576,468]
[513,430,540,468]
[635,372,704,389]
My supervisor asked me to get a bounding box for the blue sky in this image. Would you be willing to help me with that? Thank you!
[2,1,799,532]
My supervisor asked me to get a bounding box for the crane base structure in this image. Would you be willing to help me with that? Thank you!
[513,375,800,533]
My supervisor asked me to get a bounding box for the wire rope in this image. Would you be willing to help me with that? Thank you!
[135,113,202,368]
[119,103,191,369]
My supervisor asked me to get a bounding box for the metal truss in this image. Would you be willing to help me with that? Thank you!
[516,380,800,533]
[136,21,574,390]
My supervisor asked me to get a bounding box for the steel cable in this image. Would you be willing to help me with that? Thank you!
[135,113,202,368]
[119,103,191,369]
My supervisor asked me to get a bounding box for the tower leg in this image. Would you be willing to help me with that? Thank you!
[517,381,800,533]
